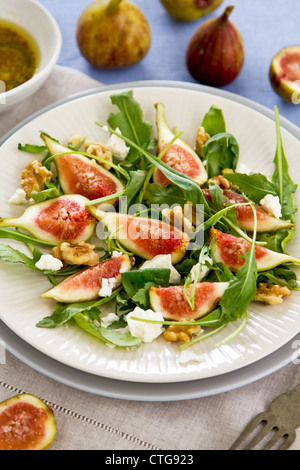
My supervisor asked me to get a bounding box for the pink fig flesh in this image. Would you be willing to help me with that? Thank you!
[149,282,229,321]
[203,188,294,232]
[42,254,133,303]
[209,228,300,273]
[0,195,97,244]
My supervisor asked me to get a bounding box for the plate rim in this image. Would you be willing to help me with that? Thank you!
[2,320,299,401]
[1,79,300,148]
[0,79,299,389]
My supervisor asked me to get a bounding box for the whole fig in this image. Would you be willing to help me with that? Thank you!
[76,0,151,69]
[159,0,223,22]
[186,6,244,87]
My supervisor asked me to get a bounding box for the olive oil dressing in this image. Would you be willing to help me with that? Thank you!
[0,19,39,92]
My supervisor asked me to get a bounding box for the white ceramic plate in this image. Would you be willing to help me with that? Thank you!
[0,81,299,384]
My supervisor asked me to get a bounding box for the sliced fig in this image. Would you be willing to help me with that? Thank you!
[153,103,207,186]
[42,254,132,303]
[205,188,294,232]
[0,195,97,244]
[0,394,57,451]
[149,282,229,321]
[41,133,124,203]
[209,228,300,273]
[93,208,190,264]
[269,45,300,103]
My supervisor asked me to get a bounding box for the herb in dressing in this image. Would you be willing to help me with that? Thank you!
[0,20,39,92]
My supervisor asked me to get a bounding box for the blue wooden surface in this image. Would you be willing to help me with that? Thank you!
[38,0,300,126]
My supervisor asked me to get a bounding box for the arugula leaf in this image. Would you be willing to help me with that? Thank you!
[36,287,122,328]
[96,124,211,216]
[257,266,299,290]
[0,227,56,247]
[31,185,61,203]
[202,132,239,178]
[218,205,258,323]
[121,268,171,299]
[224,173,278,204]
[272,106,298,222]
[107,90,153,164]
[119,170,147,213]
[18,143,47,153]
[73,311,142,348]
[0,243,38,269]
[201,105,226,136]
[144,183,186,208]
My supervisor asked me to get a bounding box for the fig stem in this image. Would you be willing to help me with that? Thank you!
[106,0,122,14]
[221,5,234,21]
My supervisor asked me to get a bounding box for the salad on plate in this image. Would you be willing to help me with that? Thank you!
[0,90,299,363]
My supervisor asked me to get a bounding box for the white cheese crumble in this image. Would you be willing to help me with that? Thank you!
[106,127,130,161]
[235,162,253,175]
[111,251,123,258]
[35,254,63,272]
[259,194,282,219]
[178,349,204,365]
[126,307,164,343]
[141,254,181,284]
[190,256,213,282]
[99,277,117,297]
[100,312,120,328]
[9,188,28,205]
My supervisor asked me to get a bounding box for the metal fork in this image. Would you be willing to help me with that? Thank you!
[230,383,300,450]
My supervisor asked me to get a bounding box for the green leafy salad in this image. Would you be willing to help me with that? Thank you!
[0,90,299,358]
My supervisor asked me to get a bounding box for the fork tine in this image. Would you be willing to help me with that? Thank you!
[277,432,296,451]
[230,413,269,450]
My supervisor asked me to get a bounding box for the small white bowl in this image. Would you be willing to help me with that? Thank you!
[0,0,62,112]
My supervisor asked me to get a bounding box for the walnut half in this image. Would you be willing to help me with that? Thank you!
[52,242,100,267]
[195,126,210,158]
[254,283,291,306]
[163,324,202,343]
[85,141,113,170]
[21,160,52,198]
[162,205,194,238]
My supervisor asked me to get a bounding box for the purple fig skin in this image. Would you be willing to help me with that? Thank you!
[186,6,244,87]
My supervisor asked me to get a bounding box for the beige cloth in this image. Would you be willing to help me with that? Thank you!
[0,66,299,450]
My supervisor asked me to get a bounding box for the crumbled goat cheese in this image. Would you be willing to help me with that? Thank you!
[100,312,120,328]
[99,277,117,297]
[259,194,282,219]
[141,254,181,284]
[235,162,253,175]
[35,254,63,272]
[178,349,204,365]
[126,307,164,343]
[9,188,28,205]
[190,256,213,282]
[106,127,130,161]
[112,251,123,258]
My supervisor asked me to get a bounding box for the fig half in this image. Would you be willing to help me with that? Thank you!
[0,195,97,244]
[92,208,190,264]
[203,188,294,232]
[210,228,300,273]
[153,102,207,186]
[42,254,132,302]
[269,45,300,103]
[149,282,229,321]
[0,394,57,451]
[41,133,124,203]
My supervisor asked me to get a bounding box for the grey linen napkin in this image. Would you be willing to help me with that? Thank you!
[0,66,299,450]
